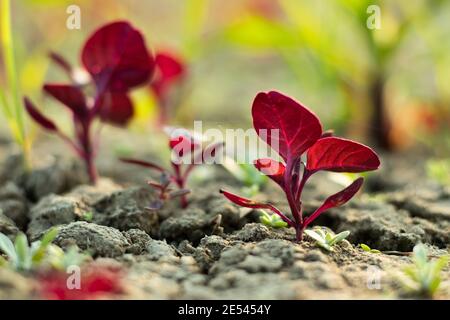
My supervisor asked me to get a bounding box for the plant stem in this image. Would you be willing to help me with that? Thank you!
[173,163,188,208]
[295,169,311,202]
[296,224,305,242]
[80,121,97,184]
[0,0,31,168]
[286,161,300,217]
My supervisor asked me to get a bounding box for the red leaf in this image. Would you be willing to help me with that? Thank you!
[221,189,267,208]
[49,51,72,75]
[252,91,322,162]
[98,91,134,126]
[254,158,285,186]
[151,51,186,101]
[39,266,123,300]
[44,84,88,119]
[82,21,154,92]
[220,189,293,226]
[306,137,380,173]
[24,97,59,132]
[304,177,364,227]
[169,134,201,158]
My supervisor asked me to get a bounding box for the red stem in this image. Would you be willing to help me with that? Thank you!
[173,163,188,208]
[284,160,303,240]
[80,119,98,184]
[295,169,312,203]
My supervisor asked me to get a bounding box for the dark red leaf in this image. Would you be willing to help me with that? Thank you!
[169,134,201,158]
[44,84,88,119]
[220,189,293,226]
[24,97,59,132]
[254,158,285,186]
[120,158,166,172]
[82,21,154,92]
[49,51,72,75]
[304,177,364,227]
[151,51,185,101]
[98,91,133,126]
[306,137,381,173]
[252,91,322,162]
[221,190,262,208]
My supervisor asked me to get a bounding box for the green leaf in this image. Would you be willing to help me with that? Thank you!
[14,233,31,270]
[428,277,441,296]
[272,220,288,229]
[371,249,381,254]
[360,244,371,252]
[315,229,326,239]
[304,229,326,244]
[403,266,419,282]
[433,256,449,273]
[32,227,58,264]
[260,215,272,227]
[0,233,17,262]
[329,231,350,246]
[40,227,58,247]
[259,211,288,229]
[413,243,428,267]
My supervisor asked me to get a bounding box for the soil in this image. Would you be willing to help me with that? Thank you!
[0,137,449,300]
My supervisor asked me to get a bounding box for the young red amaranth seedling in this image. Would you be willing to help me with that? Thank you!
[221,91,380,241]
[121,129,222,209]
[150,51,186,126]
[24,21,155,184]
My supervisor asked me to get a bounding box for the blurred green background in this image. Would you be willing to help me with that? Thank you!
[1,0,449,157]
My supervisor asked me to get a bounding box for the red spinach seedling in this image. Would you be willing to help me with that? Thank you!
[221,91,380,241]
[121,130,222,209]
[150,51,186,126]
[24,21,155,184]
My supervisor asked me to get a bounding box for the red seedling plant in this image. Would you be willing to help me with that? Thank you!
[221,91,380,241]
[24,21,155,184]
[121,129,222,209]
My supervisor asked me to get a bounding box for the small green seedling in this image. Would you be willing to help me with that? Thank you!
[260,210,288,229]
[222,157,267,197]
[304,228,350,252]
[360,243,381,254]
[82,211,94,222]
[0,229,90,272]
[397,243,449,298]
[0,228,58,271]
